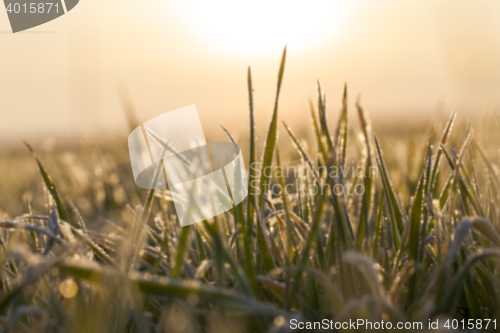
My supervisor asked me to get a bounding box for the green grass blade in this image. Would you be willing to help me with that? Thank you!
[407,169,424,304]
[276,149,295,262]
[58,262,287,317]
[172,226,191,278]
[355,101,373,251]
[473,139,500,197]
[195,228,206,263]
[246,66,257,230]
[441,142,483,215]
[334,84,348,167]
[258,46,287,208]
[252,198,277,273]
[309,100,328,164]
[285,187,328,310]
[439,173,453,209]
[243,67,258,293]
[317,82,334,151]
[235,202,257,292]
[25,200,38,253]
[441,249,500,314]
[202,218,254,295]
[24,141,69,224]
[430,111,456,191]
[373,134,405,235]
[372,194,384,260]
[67,199,87,233]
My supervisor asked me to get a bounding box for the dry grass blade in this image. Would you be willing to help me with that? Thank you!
[118,84,141,132]
[43,207,61,255]
[389,261,415,304]
[0,221,65,245]
[143,126,189,166]
[344,252,383,297]
[282,121,320,179]
[220,124,238,149]
[25,200,38,253]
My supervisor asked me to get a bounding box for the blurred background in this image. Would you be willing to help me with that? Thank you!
[1,0,500,145]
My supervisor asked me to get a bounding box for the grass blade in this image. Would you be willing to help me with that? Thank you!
[355,101,373,251]
[258,46,287,208]
[285,186,328,310]
[252,198,277,273]
[317,82,334,151]
[24,141,69,224]
[373,134,405,235]
[372,194,384,260]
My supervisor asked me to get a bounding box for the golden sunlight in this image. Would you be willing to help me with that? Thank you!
[176,0,351,55]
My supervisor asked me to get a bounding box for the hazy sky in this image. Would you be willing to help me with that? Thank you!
[2,0,500,144]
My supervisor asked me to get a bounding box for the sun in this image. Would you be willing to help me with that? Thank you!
[175,0,351,55]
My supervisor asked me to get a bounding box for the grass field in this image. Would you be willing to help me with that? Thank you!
[1,47,500,332]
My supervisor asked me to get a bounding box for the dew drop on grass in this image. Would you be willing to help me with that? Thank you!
[274,316,285,326]
[59,279,78,299]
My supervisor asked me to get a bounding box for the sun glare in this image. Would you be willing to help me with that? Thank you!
[175,0,350,55]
